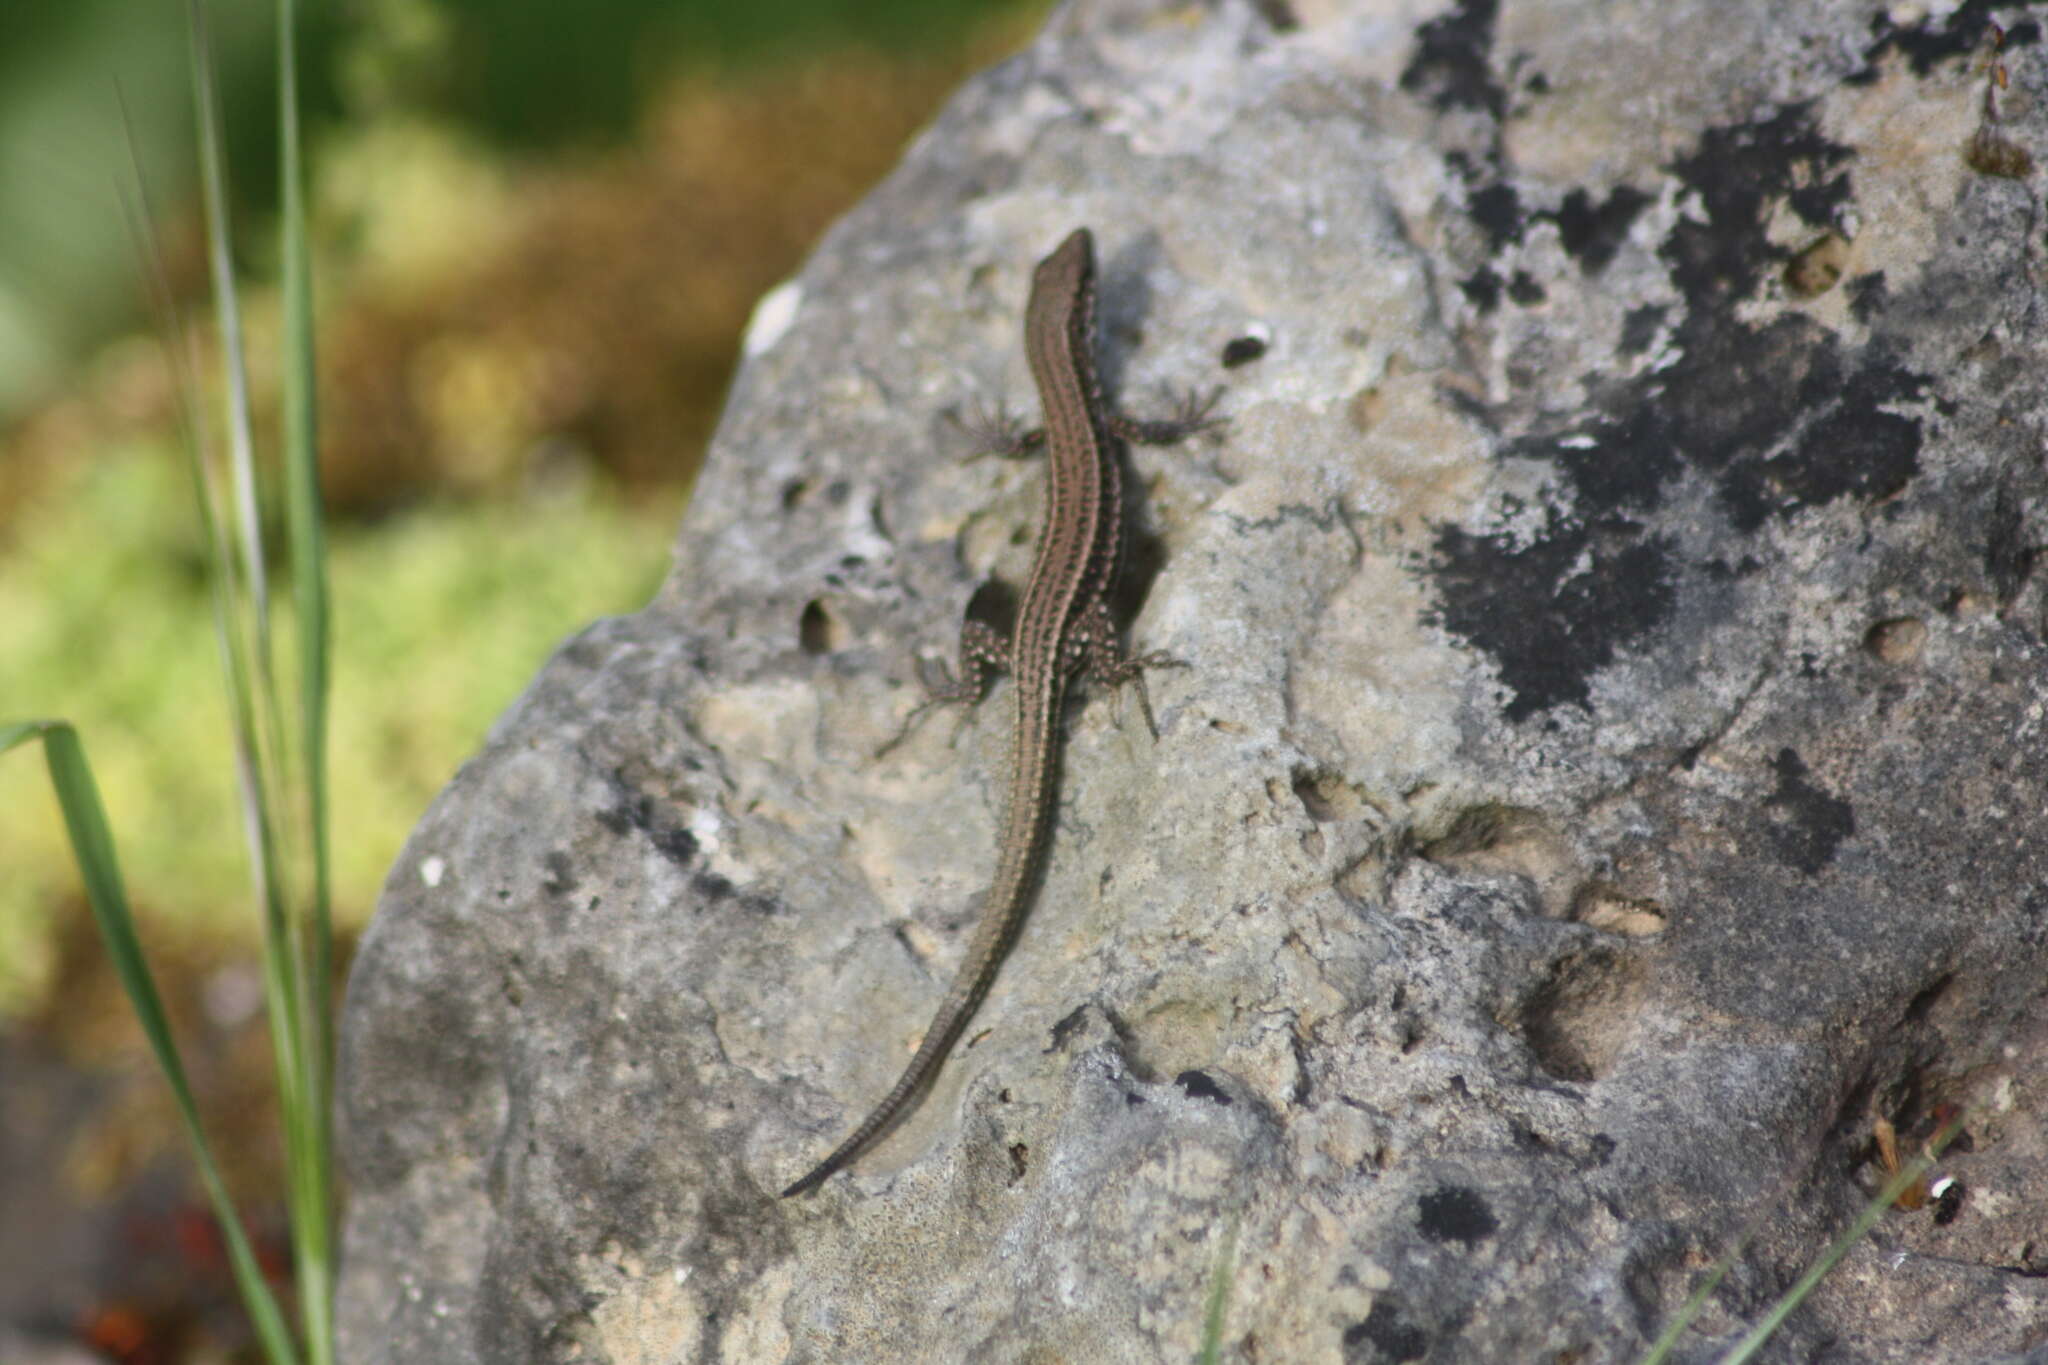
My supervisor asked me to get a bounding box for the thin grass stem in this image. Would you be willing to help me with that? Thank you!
[0,722,304,1365]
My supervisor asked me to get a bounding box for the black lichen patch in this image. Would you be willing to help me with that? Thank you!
[1618,304,1666,357]
[1860,2,2039,80]
[1428,102,1935,721]
[1399,0,1504,118]
[1343,1300,1429,1363]
[1466,181,1524,252]
[1587,105,1898,524]
[1766,374,1921,506]
[1417,1183,1500,1247]
[1432,517,1676,720]
[1456,182,1648,291]
[1763,747,1855,874]
[1707,339,1928,532]
[1635,99,1940,533]
[597,793,701,868]
[1846,271,1890,324]
[1552,184,1653,274]
[1663,102,1854,305]
[1460,266,1504,313]
[1662,315,1843,474]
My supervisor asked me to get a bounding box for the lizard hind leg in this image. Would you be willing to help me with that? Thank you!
[935,618,1013,699]
[1077,597,1184,739]
[875,619,1013,757]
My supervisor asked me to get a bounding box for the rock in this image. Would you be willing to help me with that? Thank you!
[336,0,2048,1360]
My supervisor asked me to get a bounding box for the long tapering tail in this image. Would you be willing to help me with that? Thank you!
[782,679,1063,1197]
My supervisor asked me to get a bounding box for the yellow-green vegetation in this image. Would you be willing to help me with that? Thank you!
[0,443,672,1014]
[3,1,1020,1358]
[4,6,345,1354]
[1,4,1045,1025]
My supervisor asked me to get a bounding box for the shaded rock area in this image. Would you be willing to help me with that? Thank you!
[337,0,2048,1360]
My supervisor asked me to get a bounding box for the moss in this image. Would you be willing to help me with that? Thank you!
[0,444,670,1013]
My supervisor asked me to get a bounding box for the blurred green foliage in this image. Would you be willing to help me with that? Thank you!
[0,0,1044,1019]
[0,0,1035,420]
[0,0,339,417]
[0,439,673,1013]
[422,0,1041,147]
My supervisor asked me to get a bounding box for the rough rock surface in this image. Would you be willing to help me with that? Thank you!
[336,1,2048,1360]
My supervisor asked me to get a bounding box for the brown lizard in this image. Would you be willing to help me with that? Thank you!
[782,227,1216,1197]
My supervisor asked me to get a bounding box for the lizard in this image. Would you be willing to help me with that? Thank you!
[781,227,1217,1198]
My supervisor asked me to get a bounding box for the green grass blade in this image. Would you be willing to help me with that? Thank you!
[184,0,302,1094]
[1716,1114,1968,1364]
[279,0,330,1045]
[107,8,337,1360]
[1641,1110,1971,1364]
[180,5,334,1360]
[180,9,290,996]
[187,0,273,653]
[1638,1243,1739,1365]
[123,82,316,1299]
[0,722,303,1365]
[186,0,294,928]
[276,0,337,1355]
[1197,1215,1238,1365]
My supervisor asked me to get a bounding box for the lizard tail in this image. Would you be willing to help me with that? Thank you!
[781,683,1062,1197]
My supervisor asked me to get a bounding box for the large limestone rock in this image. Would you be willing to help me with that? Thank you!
[337,0,2048,1359]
